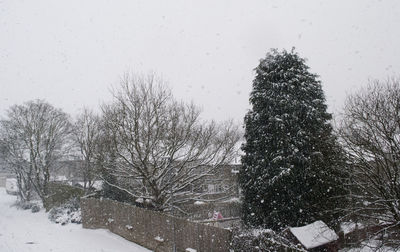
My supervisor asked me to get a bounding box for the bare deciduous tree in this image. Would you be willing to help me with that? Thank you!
[339,79,400,248]
[72,108,101,192]
[0,100,72,202]
[99,73,241,211]
[0,122,33,201]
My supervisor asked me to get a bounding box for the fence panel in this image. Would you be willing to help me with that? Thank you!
[81,198,232,252]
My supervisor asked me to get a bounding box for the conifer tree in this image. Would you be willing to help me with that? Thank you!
[239,49,346,230]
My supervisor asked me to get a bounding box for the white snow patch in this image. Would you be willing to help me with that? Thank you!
[340,222,364,235]
[251,228,273,237]
[5,178,18,194]
[0,187,150,252]
[50,175,68,181]
[290,220,338,249]
[186,248,197,252]
[135,197,144,203]
[231,169,239,174]
[194,201,206,205]
[71,180,103,190]
[223,197,241,203]
[92,180,103,190]
[154,236,164,242]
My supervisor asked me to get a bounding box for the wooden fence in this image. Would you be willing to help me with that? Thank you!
[81,198,232,252]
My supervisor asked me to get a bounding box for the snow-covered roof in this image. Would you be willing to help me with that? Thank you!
[289,220,338,249]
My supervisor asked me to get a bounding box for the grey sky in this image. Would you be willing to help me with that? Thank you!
[1,0,399,123]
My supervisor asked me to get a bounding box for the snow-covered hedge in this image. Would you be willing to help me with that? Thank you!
[48,197,81,225]
[231,227,306,252]
[44,182,84,211]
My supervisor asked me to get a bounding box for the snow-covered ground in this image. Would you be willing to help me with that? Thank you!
[0,187,151,252]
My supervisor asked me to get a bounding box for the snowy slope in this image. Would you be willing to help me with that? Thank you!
[0,187,151,252]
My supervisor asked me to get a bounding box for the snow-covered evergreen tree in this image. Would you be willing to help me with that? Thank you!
[239,49,346,230]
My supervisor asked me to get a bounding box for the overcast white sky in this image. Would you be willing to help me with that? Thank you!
[1,0,399,123]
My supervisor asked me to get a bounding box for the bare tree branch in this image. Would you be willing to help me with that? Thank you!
[98,73,241,211]
[0,100,72,202]
[339,78,400,249]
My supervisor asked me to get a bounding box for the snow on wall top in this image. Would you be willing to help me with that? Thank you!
[289,220,338,249]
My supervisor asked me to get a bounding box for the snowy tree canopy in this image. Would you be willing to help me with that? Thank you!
[97,73,241,211]
[0,100,72,202]
[72,108,102,192]
[239,49,347,230]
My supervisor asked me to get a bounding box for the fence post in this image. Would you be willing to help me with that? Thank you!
[197,223,200,251]
[173,217,176,252]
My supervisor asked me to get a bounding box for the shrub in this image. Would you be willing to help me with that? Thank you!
[44,182,84,211]
[12,200,40,211]
[31,204,41,213]
[48,197,81,225]
[231,227,306,252]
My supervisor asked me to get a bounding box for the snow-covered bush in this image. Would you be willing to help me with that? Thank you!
[44,182,84,211]
[12,200,40,211]
[48,197,81,225]
[31,204,40,213]
[231,227,306,252]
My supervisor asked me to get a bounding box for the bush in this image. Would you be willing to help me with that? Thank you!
[231,227,306,252]
[12,200,40,211]
[31,204,40,213]
[44,182,84,211]
[48,197,81,225]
